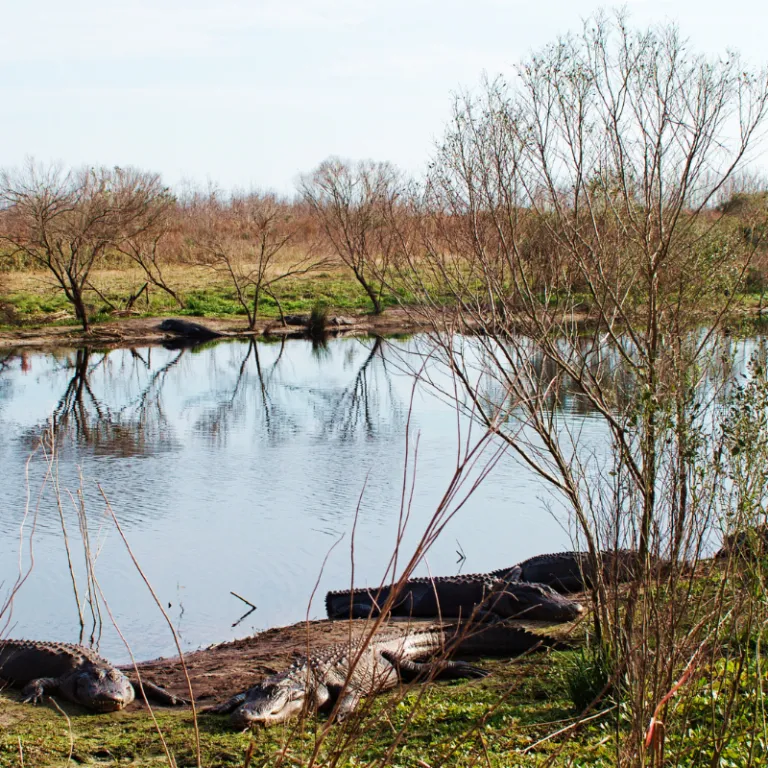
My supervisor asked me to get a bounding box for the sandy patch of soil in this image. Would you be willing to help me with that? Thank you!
[123,616,581,709]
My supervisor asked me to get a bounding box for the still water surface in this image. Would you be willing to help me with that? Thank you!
[0,336,601,663]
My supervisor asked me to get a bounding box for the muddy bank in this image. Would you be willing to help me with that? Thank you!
[3,304,758,353]
[0,308,435,351]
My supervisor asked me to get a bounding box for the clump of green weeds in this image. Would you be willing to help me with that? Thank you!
[308,300,329,337]
[564,642,619,714]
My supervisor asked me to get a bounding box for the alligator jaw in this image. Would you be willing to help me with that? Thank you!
[230,682,308,728]
[87,695,131,713]
[231,699,306,728]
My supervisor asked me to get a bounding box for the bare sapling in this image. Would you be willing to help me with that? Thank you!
[187,189,329,328]
[0,161,171,331]
[300,157,403,315]
[116,210,185,309]
[379,11,768,765]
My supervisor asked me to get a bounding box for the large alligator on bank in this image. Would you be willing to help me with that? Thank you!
[496,550,652,594]
[325,572,583,623]
[208,621,566,727]
[0,639,187,712]
[716,524,768,560]
[158,318,225,341]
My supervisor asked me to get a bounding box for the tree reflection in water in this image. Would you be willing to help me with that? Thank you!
[14,346,184,458]
[311,336,402,441]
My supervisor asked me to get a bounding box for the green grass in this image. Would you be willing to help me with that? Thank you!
[0,652,600,768]
[1,291,74,318]
[0,270,402,331]
[4,643,764,767]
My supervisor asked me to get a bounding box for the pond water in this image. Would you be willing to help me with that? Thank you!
[0,335,608,663]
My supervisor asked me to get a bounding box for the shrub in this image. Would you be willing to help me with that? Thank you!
[565,643,619,713]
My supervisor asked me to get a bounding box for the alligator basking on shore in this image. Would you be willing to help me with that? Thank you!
[325,572,583,622]
[158,318,225,341]
[716,524,768,560]
[208,621,566,727]
[497,550,653,593]
[0,639,187,712]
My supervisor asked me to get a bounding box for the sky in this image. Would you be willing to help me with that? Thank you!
[1,0,767,194]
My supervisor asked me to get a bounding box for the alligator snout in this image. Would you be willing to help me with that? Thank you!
[91,695,129,712]
[230,707,283,728]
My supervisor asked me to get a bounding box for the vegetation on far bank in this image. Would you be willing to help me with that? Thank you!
[0,262,390,331]
[3,258,768,336]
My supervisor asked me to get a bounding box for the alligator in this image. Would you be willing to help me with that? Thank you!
[498,550,651,593]
[158,318,224,341]
[0,639,187,712]
[325,572,583,623]
[716,524,768,560]
[208,620,565,727]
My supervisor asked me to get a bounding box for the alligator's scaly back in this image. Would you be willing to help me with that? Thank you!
[325,572,497,618]
[213,620,570,728]
[325,571,582,622]
[513,550,651,593]
[0,640,97,679]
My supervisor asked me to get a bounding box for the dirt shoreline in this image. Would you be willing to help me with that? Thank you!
[126,619,405,707]
[0,308,434,351]
[2,304,760,352]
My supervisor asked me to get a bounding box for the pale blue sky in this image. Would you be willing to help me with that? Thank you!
[1,0,766,193]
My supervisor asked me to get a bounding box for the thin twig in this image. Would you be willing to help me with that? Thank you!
[49,698,75,765]
[230,591,257,610]
[521,705,617,755]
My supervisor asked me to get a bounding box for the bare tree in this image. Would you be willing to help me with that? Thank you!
[115,210,184,309]
[190,191,327,328]
[0,161,171,330]
[388,14,768,763]
[300,157,402,314]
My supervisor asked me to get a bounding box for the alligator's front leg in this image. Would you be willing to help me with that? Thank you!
[21,677,61,704]
[333,692,363,722]
[131,678,189,706]
[322,682,362,722]
[380,651,489,681]
[474,608,506,623]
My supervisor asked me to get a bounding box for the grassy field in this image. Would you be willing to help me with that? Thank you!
[0,637,762,767]
[3,261,768,335]
[0,650,615,767]
[0,262,396,330]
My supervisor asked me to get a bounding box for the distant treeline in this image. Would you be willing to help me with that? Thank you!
[0,157,766,332]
